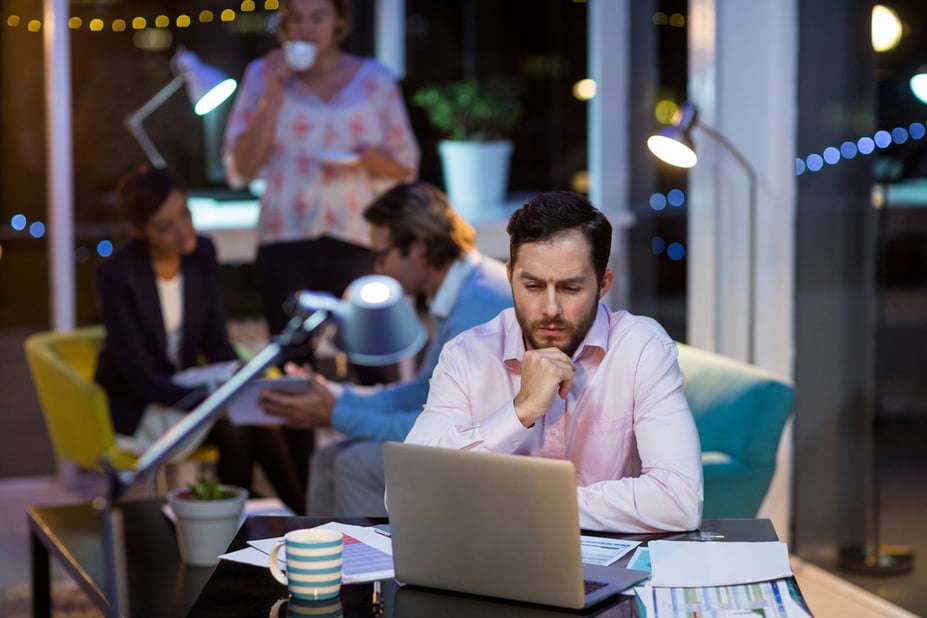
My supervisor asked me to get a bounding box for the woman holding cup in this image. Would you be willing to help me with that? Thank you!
[223,0,420,497]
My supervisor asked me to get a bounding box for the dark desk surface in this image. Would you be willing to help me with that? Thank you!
[27,498,785,618]
[188,515,782,617]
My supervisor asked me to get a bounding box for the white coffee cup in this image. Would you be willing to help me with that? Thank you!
[284,40,317,71]
[269,528,343,601]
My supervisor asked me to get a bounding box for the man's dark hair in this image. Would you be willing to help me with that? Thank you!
[116,164,185,230]
[507,190,612,284]
[363,181,475,268]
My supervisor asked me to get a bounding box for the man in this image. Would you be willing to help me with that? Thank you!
[259,181,512,516]
[404,190,703,533]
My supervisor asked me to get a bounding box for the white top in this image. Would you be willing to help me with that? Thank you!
[156,274,183,368]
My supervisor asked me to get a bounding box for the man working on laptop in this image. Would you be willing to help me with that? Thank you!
[405,190,703,533]
[259,181,512,516]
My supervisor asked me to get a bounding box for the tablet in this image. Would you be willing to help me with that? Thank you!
[225,376,311,426]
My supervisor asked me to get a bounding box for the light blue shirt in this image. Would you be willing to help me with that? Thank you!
[331,251,512,441]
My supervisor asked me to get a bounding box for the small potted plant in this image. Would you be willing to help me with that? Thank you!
[166,475,248,567]
[412,79,522,214]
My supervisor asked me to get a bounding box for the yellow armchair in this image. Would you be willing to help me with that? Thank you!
[24,326,218,477]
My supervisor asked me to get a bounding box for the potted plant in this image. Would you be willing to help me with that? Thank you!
[412,79,522,216]
[166,475,248,567]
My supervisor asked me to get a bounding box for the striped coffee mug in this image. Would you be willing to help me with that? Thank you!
[269,528,343,600]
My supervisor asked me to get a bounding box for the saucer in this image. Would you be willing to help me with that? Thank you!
[313,149,361,166]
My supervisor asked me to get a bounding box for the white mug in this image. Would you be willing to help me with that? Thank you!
[284,40,317,71]
[269,528,343,601]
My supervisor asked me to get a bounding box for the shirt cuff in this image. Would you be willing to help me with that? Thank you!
[327,381,345,399]
[478,401,534,454]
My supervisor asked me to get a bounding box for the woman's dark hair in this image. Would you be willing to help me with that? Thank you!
[506,191,612,284]
[278,0,353,45]
[115,164,185,231]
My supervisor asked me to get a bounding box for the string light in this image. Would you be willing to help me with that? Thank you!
[3,3,278,33]
[797,123,927,175]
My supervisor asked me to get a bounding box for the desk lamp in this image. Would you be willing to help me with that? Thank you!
[124,47,237,169]
[647,101,758,364]
[97,275,427,617]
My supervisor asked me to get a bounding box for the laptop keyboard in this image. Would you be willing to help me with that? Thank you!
[584,579,608,594]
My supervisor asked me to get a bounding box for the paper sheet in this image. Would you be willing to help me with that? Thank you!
[224,376,312,426]
[649,541,793,587]
[221,522,394,585]
[579,535,640,566]
[171,360,240,388]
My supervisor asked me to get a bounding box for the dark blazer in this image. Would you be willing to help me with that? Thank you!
[94,236,237,435]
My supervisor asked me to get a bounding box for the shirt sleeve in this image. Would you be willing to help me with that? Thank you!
[222,60,265,189]
[331,378,431,442]
[404,343,534,452]
[378,78,419,181]
[576,337,703,533]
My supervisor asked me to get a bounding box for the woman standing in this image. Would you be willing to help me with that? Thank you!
[223,0,420,497]
[223,0,419,334]
[95,164,306,514]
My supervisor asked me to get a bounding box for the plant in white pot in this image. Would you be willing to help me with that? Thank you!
[167,475,248,567]
[412,79,522,216]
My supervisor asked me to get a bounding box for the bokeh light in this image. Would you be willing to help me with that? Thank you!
[667,242,686,261]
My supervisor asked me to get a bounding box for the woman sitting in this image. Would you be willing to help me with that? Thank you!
[94,164,306,514]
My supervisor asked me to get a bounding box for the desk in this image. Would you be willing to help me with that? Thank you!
[28,499,793,617]
[191,517,783,617]
[28,499,214,617]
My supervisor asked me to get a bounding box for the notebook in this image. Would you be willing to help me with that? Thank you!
[382,442,649,610]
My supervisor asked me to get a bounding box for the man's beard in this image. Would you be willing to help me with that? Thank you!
[516,299,599,358]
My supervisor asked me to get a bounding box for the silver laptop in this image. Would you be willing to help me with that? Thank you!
[383,442,649,610]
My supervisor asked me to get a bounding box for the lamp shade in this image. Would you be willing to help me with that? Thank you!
[172,49,237,116]
[910,69,927,105]
[337,275,428,365]
[297,275,427,366]
[647,130,698,168]
[647,102,699,168]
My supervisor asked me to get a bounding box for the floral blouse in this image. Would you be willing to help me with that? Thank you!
[223,58,420,247]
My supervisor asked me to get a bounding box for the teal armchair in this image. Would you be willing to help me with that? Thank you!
[676,343,795,519]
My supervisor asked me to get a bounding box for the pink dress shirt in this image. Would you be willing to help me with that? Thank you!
[223,58,420,247]
[405,305,704,533]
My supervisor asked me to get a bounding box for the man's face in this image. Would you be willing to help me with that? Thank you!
[507,229,613,357]
[368,224,427,296]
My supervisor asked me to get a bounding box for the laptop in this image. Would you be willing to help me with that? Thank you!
[382,442,649,610]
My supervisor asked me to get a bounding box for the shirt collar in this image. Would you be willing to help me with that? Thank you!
[429,251,479,319]
[503,302,610,365]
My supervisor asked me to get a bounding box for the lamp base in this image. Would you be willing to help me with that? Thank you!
[837,544,915,575]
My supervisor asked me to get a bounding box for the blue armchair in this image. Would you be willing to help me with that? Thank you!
[676,343,795,519]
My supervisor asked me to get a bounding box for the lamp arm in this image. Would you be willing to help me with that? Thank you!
[123,75,184,169]
[696,121,758,364]
[96,307,332,617]
[694,122,757,190]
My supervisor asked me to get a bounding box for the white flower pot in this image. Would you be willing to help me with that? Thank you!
[438,140,513,219]
[167,485,248,567]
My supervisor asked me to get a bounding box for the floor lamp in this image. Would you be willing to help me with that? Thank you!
[96,275,427,617]
[836,196,914,575]
[646,102,758,365]
[124,47,237,169]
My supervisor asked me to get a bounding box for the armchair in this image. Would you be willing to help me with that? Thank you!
[676,342,795,519]
[23,326,218,488]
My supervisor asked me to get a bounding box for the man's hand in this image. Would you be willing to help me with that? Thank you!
[513,347,575,428]
[258,369,337,429]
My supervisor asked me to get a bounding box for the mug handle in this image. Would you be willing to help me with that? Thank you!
[268,540,288,586]
[268,597,287,618]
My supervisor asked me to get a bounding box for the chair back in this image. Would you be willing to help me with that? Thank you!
[676,342,795,518]
[24,326,134,471]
